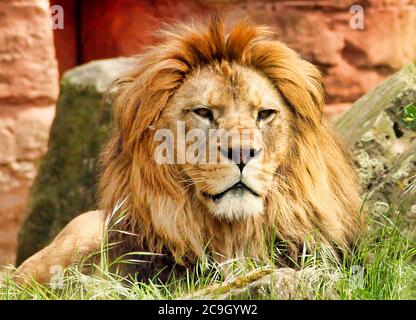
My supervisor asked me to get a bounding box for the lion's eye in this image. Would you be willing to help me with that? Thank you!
[193,107,213,121]
[257,109,277,121]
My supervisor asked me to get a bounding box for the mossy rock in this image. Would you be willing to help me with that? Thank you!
[181,267,337,300]
[335,63,416,233]
[16,58,135,265]
[16,60,416,264]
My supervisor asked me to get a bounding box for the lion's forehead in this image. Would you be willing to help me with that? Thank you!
[172,64,287,117]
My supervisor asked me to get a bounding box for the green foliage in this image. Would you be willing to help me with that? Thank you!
[402,103,416,128]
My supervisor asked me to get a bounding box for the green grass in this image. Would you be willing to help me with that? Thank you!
[320,214,416,299]
[1,200,415,300]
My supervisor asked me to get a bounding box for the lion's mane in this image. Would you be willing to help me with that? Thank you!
[98,17,363,276]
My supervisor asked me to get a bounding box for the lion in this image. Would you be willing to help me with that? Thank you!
[15,17,364,284]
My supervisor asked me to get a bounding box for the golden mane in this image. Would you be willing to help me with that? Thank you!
[98,17,363,270]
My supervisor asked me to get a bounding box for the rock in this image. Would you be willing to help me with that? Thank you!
[53,0,416,104]
[343,6,416,71]
[16,58,135,264]
[0,121,16,165]
[0,0,58,105]
[181,268,337,300]
[0,185,30,266]
[0,107,54,266]
[50,0,78,76]
[0,0,59,266]
[335,63,416,232]
[324,103,352,121]
[79,0,211,64]
[0,106,54,165]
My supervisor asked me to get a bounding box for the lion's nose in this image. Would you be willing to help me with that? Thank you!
[220,147,261,172]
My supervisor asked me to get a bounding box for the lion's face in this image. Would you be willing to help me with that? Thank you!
[158,64,292,220]
[101,19,363,265]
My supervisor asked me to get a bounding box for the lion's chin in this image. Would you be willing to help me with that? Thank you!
[204,190,264,221]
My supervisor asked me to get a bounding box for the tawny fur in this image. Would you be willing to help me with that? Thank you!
[15,211,104,285]
[99,17,363,267]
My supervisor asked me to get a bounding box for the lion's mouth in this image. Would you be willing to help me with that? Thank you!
[202,182,260,202]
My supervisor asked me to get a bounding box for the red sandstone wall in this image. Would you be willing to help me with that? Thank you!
[52,0,416,105]
[0,0,58,265]
[51,0,77,75]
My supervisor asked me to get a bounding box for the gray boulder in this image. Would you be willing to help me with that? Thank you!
[335,64,416,233]
[16,58,135,264]
[181,267,337,300]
